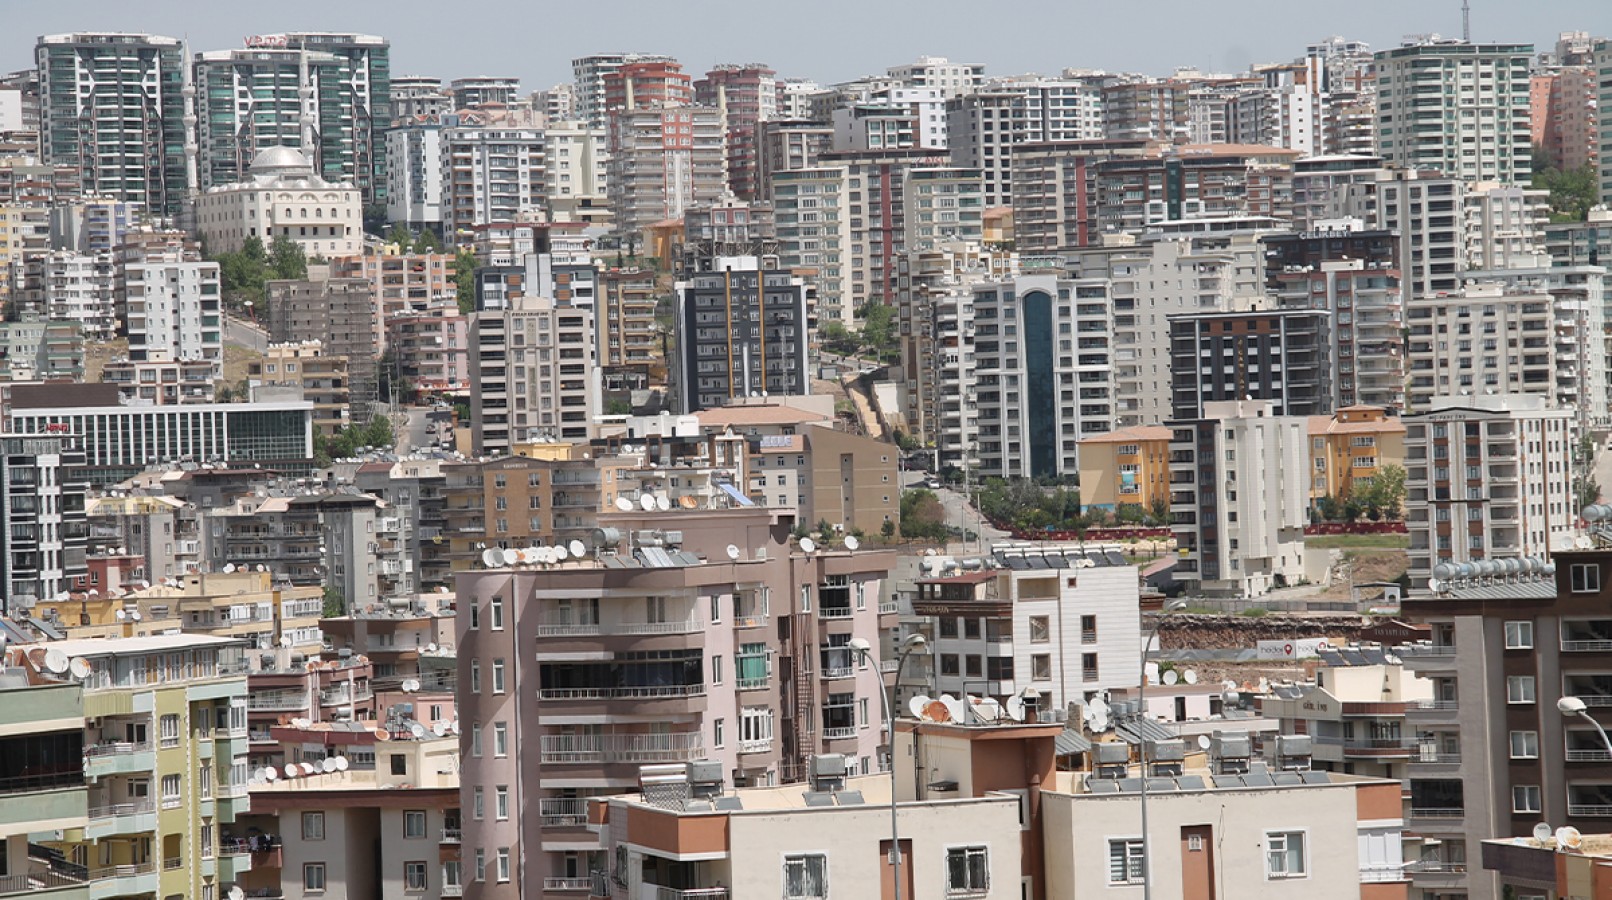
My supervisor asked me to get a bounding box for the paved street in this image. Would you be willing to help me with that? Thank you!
[900,470,1011,553]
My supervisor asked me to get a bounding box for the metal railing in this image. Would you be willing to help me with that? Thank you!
[543,877,594,891]
[1406,861,1467,874]
[1409,700,1459,711]
[535,619,701,636]
[650,887,729,899]
[820,666,855,680]
[1410,751,1462,764]
[1407,807,1464,818]
[85,741,153,758]
[441,828,462,843]
[819,607,854,619]
[1568,804,1612,817]
[88,862,156,881]
[162,857,183,871]
[1562,639,1612,652]
[1567,748,1612,762]
[878,601,899,614]
[540,798,589,828]
[739,739,773,754]
[0,869,88,895]
[1396,644,1458,657]
[736,676,771,691]
[822,727,857,740]
[538,685,706,701]
[88,799,155,820]
[539,732,704,763]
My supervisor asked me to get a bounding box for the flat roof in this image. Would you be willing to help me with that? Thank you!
[45,633,240,657]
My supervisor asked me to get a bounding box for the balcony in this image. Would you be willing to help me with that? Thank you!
[540,798,589,828]
[248,693,307,711]
[736,676,771,691]
[822,727,857,741]
[738,738,773,755]
[879,600,899,615]
[544,877,594,892]
[1407,807,1464,820]
[819,607,854,620]
[441,828,462,843]
[535,619,701,637]
[820,666,856,681]
[1567,749,1612,762]
[648,889,729,900]
[539,732,704,764]
[538,685,706,702]
[83,740,155,778]
[0,869,87,897]
[87,800,156,838]
[1568,805,1612,817]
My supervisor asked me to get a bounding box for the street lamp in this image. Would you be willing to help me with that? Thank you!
[1137,599,1189,900]
[849,632,927,900]
[1560,696,1612,756]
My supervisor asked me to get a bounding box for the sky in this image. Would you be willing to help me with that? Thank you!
[5,0,1607,89]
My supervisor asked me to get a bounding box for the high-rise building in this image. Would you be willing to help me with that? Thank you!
[35,33,190,217]
[1168,399,1310,597]
[450,76,521,109]
[1403,394,1575,588]
[193,147,364,258]
[116,234,223,368]
[1304,405,1407,512]
[265,263,380,419]
[756,119,833,200]
[469,292,600,452]
[438,123,546,234]
[384,120,442,230]
[541,119,609,225]
[275,32,392,206]
[1373,39,1533,184]
[1403,281,1558,414]
[607,106,726,238]
[330,250,456,346]
[570,53,678,130]
[247,341,352,436]
[596,266,660,385]
[0,432,87,613]
[887,55,985,99]
[1168,308,1334,421]
[696,64,779,200]
[675,257,809,413]
[601,59,693,114]
[193,47,339,190]
[13,248,116,338]
[454,506,899,898]
[946,78,1106,206]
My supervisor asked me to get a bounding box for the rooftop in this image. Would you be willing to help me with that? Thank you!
[44,633,240,658]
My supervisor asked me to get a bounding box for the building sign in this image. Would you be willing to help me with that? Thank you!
[1255,638,1330,660]
[244,35,289,49]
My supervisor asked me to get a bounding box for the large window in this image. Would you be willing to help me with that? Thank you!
[945,846,989,894]
[404,810,426,838]
[1572,563,1601,594]
[1510,731,1539,759]
[737,643,768,688]
[1504,621,1534,649]
[304,863,327,892]
[1108,839,1144,884]
[783,854,827,899]
[1266,831,1307,878]
[302,812,325,841]
[404,861,427,891]
[1513,785,1542,813]
[1507,676,1535,704]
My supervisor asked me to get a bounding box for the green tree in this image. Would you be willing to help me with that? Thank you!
[1356,464,1408,519]
[1577,474,1602,510]
[386,223,414,249]
[412,229,442,253]
[1534,164,1599,222]
[322,585,346,618]
[363,415,395,449]
[453,248,479,314]
[858,302,897,361]
[880,520,896,540]
[899,489,949,541]
[268,234,308,280]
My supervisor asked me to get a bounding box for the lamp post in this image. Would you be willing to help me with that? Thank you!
[1137,599,1188,900]
[850,632,927,900]
[1560,695,1612,755]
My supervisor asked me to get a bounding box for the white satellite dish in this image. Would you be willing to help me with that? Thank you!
[516,548,535,565]
[432,722,447,737]
[321,757,337,773]
[726,544,741,561]
[409,723,427,739]
[87,588,98,597]
[230,886,245,900]
[283,765,299,779]
[1183,670,1199,685]
[553,544,569,562]
[844,535,860,551]
[655,494,671,512]
[257,564,267,573]
[799,537,817,554]
[402,679,420,693]
[292,717,312,728]
[1085,706,1111,732]
[615,496,634,512]
[115,609,127,621]
[130,610,142,621]
[1197,734,1212,750]
[908,695,932,718]
[1533,822,1555,845]
[334,756,350,771]
[426,643,438,653]
[1144,661,1160,685]
[1005,694,1026,722]
[302,763,320,776]
[481,548,502,568]
[69,658,92,679]
[280,635,293,649]
[450,721,461,736]
[1163,670,1180,685]
[223,563,235,574]
[1559,826,1584,850]
[568,539,587,558]
[939,694,965,723]
[263,768,278,781]
[1426,578,1442,593]
[640,494,656,511]
[43,648,69,674]
[973,697,1002,723]
[500,548,519,566]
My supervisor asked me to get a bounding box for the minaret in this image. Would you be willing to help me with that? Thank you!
[298,47,316,163]
[179,39,199,231]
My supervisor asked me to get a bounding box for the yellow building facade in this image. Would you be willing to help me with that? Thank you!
[1077,425,1173,512]
[1307,405,1407,507]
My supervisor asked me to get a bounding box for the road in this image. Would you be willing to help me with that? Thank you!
[900,470,1011,554]
[225,314,269,353]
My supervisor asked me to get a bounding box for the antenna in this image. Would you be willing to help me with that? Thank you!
[640,494,656,511]
[1184,669,1199,685]
[655,494,671,512]
[1462,0,1470,42]
[1533,822,1555,846]
[481,548,503,568]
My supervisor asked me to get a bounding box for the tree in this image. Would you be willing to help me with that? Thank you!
[363,415,395,449]
[1356,464,1408,519]
[268,235,308,281]
[899,489,949,541]
[1577,474,1602,511]
[322,585,346,618]
[412,229,442,253]
[453,248,478,314]
[880,520,896,541]
[1534,164,1599,222]
[857,302,897,361]
[386,223,414,249]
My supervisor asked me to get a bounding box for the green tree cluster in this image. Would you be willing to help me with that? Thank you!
[1533,163,1599,222]
[314,415,396,466]
[899,489,949,541]
[1314,464,1408,522]
[453,248,479,314]
[213,235,308,312]
[385,224,443,254]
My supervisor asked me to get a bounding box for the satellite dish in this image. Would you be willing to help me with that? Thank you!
[44,648,69,674]
[88,588,98,597]
[1005,694,1026,722]
[1427,579,1442,593]
[726,544,741,561]
[69,658,92,679]
[553,544,569,561]
[1184,670,1199,685]
[263,767,278,781]
[426,643,438,653]
[909,695,933,718]
[1197,734,1212,750]
[655,494,671,512]
[257,564,267,573]
[230,887,245,900]
[973,697,1002,723]
[402,679,420,693]
[334,756,350,771]
[130,610,142,621]
[1559,826,1584,850]
[844,535,860,551]
[922,699,952,722]
[615,496,634,512]
[481,548,502,568]
[500,548,519,566]
[410,723,427,739]
[450,721,461,736]
[568,539,587,558]
[432,722,447,737]
[1085,706,1111,732]
[283,765,299,779]
[302,763,320,776]
[799,537,817,554]
[517,548,536,565]
[1534,822,1556,845]
[940,694,965,723]
[321,757,337,773]
[115,609,127,621]
[223,563,236,574]
[280,635,293,649]
[1163,670,1180,685]
[640,494,656,511]
[678,495,698,509]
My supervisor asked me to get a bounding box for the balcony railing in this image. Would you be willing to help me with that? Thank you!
[650,887,729,899]
[1568,804,1612,817]
[89,799,155,820]
[1563,639,1612,652]
[540,798,589,828]
[539,685,705,701]
[1397,644,1458,657]
[1407,807,1464,818]
[878,601,899,614]
[544,877,594,892]
[1409,700,1459,712]
[535,620,701,636]
[162,857,183,871]
[1568,749,1612,762]
[85,741,153,758]
[1406,861,1467,875]
[0,869,88,895]
[820,666,855,680]
[88,862,156,881]
[736,676,771,691]
[822,727,857,740]
[819,607,854,619]
[539,732,704,763]
[441,828,462,843]
[739,738,773,754]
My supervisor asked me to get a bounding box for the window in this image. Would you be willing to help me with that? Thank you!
[474,850,485,882]
[1032,654,1051,681]
[497,848,511,883]
[472,724,482,757]
[473,787,484,819]
[1572,563,1601,593]
[1513,784,1542,813]
[470,659,480,693]
[404,861,427,891]
[939,617,958,638]
[161,774,181,807]
[1504,621,1533,649]
[1510,730,1539,759]
[469,603,478,629]
[302,811,325,841]
[940,654,959,676]
[304,863,327,892]
[404,810,426,838]
[490,595,504,629]
[1507,676,1535,704]
[496,786,509,820]
[1028,616,1049,643]
[1082,652,1099,681]
[946,846,989,894]
[1265,831,1307,878]
[160,714,180,747]
[1108,839,1144,884]
[492,659,505,694]
[391,755,408,776]
[1081,614,1097,643]
[783,853,827,899]
[965,655,982,678]
[714,718,725,748]
[494,723,508,757]
[964,618,981,639]
[711,655,723,685]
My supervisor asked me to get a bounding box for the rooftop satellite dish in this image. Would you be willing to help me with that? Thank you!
[1085,705,1111,732]
[334,756,350,771]
[940,694,965,723]
[321,757,337,773]
[1163,670,1180,685]
[402,679,420,693]
[615,496,634,512]
[257,564,267,573]
[409,723,427,739]
[230,887,245,900]
[500,548,519,566]
[799,537,817,554]
[640,494,656,511]
[283,765,299,779]
[450,721,460,735]
[655,494,671,512]
[1534,822,1556,845]
[678,495,698,509]
[908,695,933,718]
[844,535,860,551]
[292,717,311,728]
[1197,734,1213,751]
[568,539,587,558]
[43,648,69,674]
[1559,826,1584,850]
[922,699,952,723]
[481,548,503,568]
[69,657,92,679]
[223,563,235,574]
[280,635,293,649]
[1184,670,1199,685]
[426,643,438,653]
[1005,693,1026,722]
[88,588,98,597]
[726,544,741,561]
[130,610,142,621]
[432,722,447,737]
[302,763,320,776]
[1427,579,1442,593]
[517,548,535,565]
[263,767,278,781]
[115,609,127,621]
[553,544,569,562]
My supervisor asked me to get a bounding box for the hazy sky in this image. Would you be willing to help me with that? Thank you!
[6,0,1606,88]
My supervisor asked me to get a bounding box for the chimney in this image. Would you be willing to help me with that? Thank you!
[1023,688,1040,724]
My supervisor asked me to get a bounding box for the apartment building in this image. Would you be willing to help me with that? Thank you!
[440,450,628,566]
[0,670,87,894]
[469,291,601,453]
[385,302,470,395]
[1403,281,1557,414]
[903,167,984,249]
[438,125,547,235]
[1289,155,1387,229]
[888,55,985,99]
[1168,400,1310,597]
[1403,395,1576,589]
[84,493,187,582]
[0,433,88,615]
[1078,425,1174,513]
[12,248,116,338]
[0,313,82,382]
[35,33,190,216]
[673,257,809,413]
[1168,308,1333,420]
[540,119,609,225]
[350,456,452,594]
[455,506,899,898]
[0,204,48,297]
[330,251,455,346]
[192,47,350,190]
[267,32,392,206]
[1261,646,1435,782]
[1307,406,1407,510]
[969,270,1116,480]
[247,342,353,436]
[570,53,679,130]
[452,76,522,109]
[102,357,217,406]
[756,119,834,200]
[198,489,385,608]
[596,267,660,385]
[1093,143,1299,233]
[694,64,779,200]
[946,77,1106,207]
[266,264,380,418]
[601,59,693,113]
[1373,39,1533,184]
[320,605,456,682]
[112,235,223,370]
[606,106,726,238]
[48,197,140,254]
[385,120,443,230]
[1008,139,1178,254]
[911,551,1141,710]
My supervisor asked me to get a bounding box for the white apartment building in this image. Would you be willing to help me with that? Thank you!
[1403,394,1576,588]
[1168,400,1310,597]
[1462,182,1551,271]
[903,167,985,249]
[118,242,223,368]
[912,557,1142,710]
[541,119,608,223]
[1464,265,1608,429]
[971,271,1115,480]
[19,249,115,338]
[1404,281,1557,414]
[438,125,546,235]
[606,106,726,237]
[831,86,948,151]
[887,55,986,98]
[946,78,1106,206]
[469,292,601,453]
[193,147,363,257]
[384,122,443,230]
[772,167,852,323]
[1373,38,1534,184]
